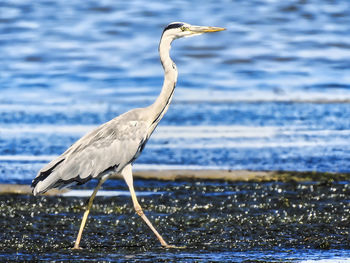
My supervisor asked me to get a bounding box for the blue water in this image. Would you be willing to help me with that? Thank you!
[1,1,350,180]
[5,249,350,262]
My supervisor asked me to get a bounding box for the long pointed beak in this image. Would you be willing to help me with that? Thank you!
[189,25,226,33]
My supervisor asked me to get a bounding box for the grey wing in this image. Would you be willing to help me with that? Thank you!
[32,116,149,195]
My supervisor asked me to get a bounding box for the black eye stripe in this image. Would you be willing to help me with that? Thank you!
[163,23,184,32]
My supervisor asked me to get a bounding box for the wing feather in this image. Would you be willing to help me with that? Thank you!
[32,109,149,195]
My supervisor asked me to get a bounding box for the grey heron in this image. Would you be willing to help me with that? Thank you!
[31,22,225,249]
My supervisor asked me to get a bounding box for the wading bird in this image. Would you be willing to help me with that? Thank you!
[32,22,225,249]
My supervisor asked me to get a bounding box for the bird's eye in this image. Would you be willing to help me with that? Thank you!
[180,26,187,32]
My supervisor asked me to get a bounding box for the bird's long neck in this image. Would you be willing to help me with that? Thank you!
[148,35,178,127]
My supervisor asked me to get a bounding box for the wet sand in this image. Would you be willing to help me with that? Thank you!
[1,169,350,195]
[0,170,349,262]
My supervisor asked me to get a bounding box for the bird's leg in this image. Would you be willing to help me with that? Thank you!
[73,175,109,249]
[121,164,173,248]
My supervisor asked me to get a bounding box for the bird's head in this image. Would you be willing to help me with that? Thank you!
[162,22,225,40]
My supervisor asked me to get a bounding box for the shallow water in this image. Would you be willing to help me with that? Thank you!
[0,179,349,262]
[1,0,350,182]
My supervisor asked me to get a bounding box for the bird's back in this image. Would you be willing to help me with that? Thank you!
[32,108,151,195]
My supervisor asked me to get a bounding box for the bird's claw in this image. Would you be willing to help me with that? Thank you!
[72,246,83,250]
[163,244,186,249]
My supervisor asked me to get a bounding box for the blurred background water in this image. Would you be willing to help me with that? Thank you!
[1,0,350,184]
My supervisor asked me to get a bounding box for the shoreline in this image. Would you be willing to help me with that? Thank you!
[1,169,349,196]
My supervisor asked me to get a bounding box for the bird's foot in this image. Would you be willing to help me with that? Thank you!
[162,244,186,249]
[72,245,83,250]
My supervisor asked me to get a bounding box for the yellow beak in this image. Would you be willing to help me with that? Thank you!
[189,25,226,33]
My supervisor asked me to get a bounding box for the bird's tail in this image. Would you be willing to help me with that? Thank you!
[31,158,65,195]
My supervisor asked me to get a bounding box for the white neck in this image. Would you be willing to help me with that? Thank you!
[148,34,178,127]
